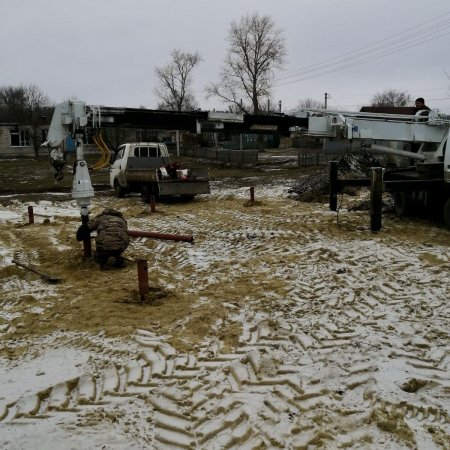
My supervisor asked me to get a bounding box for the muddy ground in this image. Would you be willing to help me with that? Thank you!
[0,151,321,349]
[0,151,449,449]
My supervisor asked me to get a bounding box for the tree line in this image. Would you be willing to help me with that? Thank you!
[0,84,53,155]
[152,13,415,114]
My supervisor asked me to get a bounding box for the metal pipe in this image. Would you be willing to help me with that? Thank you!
[150,196,156,213]
[368,144,426,161]
[83,234,92,257]
[81,214,92,257]
[128,229,193,243]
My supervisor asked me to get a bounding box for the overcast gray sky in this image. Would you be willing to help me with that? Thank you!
[1,0,449,113]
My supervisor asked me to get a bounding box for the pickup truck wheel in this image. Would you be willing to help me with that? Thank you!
[444,198,450,228]
[114,181,125,198]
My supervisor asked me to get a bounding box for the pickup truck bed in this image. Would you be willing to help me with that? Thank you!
[156,168,210,196]
[110,142,210,200]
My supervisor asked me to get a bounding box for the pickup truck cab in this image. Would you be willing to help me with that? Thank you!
[110,142,210,200]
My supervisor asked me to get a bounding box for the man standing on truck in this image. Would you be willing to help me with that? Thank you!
[412,97,431,115]
[77,208,130,269]
[411,97,432,153]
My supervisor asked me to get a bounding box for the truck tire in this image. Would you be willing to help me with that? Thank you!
[114,181,125,198]
[393,192,411,217]
[444,198,450,229]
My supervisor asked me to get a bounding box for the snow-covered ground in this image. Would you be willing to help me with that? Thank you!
[0,181,449,449]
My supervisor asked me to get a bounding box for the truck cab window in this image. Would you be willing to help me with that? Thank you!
[134,147,159,157]
[135,147,149,157]
[116,148,125,160]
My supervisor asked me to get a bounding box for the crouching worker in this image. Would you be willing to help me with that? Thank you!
[77,208,130,269]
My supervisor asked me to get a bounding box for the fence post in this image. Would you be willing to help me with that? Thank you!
[370,167,383,232]
[329,161,339,211]
[28,206,34,224]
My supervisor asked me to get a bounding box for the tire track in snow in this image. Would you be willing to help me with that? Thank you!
[1,194,449,448]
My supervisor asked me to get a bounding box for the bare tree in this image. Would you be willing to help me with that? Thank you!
[296,98,325,110]
[370,89,412,107]
[206,12,286,114]
[0,86,25,122]
[0,84,52,157]
[154,49,202,111]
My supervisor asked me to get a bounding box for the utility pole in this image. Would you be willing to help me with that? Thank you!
[324,92,329,109]
[240,98,243,150]
[279,100,282,113]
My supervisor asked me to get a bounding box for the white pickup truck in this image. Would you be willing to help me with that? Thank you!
[110,142,210,200]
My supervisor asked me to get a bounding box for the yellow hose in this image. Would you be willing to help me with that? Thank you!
[91,132,111,170]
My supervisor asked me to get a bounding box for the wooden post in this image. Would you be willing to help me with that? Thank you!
[250,186,255,206]
[27,206,34,224]
[137,259,149,302]
[329,161,338,211]
[370,167,383,232]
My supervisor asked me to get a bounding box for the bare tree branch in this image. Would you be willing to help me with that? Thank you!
[154,49,202,111]
[296,98,326,110]
[206,12,286,114]
[370,89,412,107]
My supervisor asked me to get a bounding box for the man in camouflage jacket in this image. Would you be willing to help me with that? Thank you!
[77,208,130,269]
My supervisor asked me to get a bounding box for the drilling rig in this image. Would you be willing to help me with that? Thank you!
[299,108,450,227]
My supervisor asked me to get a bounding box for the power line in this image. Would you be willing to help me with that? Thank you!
[275,29,450,86]
[275,12,450,86]
[275,29,450,87]
[276,12,450,81]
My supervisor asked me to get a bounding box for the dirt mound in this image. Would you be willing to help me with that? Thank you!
[288,152,386,203]
[288,167,330,202]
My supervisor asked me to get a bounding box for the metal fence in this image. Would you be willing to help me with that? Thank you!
[298,153,338,167]
[177,146,338,167]
[178,146,258,165]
